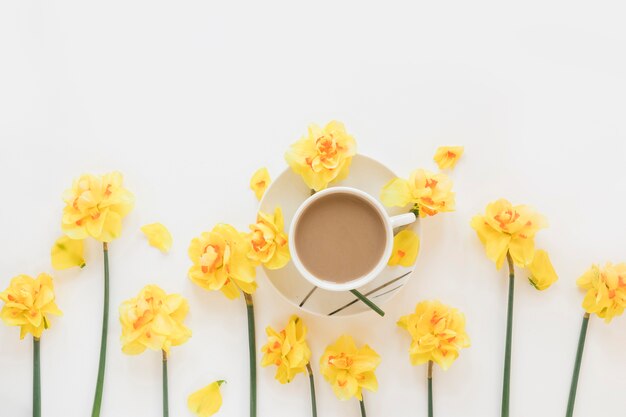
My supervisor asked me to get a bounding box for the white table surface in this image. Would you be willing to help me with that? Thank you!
[1,1,626,416]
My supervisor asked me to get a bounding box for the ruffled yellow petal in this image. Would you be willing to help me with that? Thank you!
[51,235,86,270]
[141,223,173,253]
[433,146,464,170]
[380,178,412,207]
[188,380,224,417]
[528,249,558,290]
[250,167,271,201]
[388,230,420,267]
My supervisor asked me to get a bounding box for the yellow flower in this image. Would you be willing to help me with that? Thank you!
[285,121,357,192]
[380,169,455,217]
[247,207,290,270]
[388,230,420,267]
[0,273,62,339]
[51,235,86,269]
[250,167,271,201]
[397,300,470,370]
[61,171,135,242]
[528,249,558,290]
[261,315,312,384]
[188,224,257,300]
[141,223,173,253]
[577,262,626,323]
[188,380,225,417]
[319,335,380,401]
[119,284,191,355]
[433,146,464,170]
[470,199,547,269]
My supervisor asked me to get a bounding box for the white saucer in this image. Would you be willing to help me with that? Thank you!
[259,154,421,317]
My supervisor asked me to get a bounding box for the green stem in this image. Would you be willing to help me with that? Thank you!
[428,361,433,417]
[162,350,169,417]
[566,313,590,417]
[91,242,109,417]
[306,363,318,417]
[359,398,367,417]
[33,337,41,417]
[501,252,514,417]
[349,289,385,317]
[244,292,257,417]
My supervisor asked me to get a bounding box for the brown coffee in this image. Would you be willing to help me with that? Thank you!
[294,192,387,283]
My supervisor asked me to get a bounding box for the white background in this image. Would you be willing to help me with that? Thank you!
[1,1,626,416]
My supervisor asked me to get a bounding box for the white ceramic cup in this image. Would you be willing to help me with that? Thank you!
[288,186,417,291]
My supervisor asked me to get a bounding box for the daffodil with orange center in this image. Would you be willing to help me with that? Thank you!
[433,146,464,170]
[470,198,547,269]
[247,207,290,270]
[380,168,455,217]
[60,171,134,417]
[285,121,357,192]
[119,284,191,416]
[260,315,318,416]
[398,300,470,370]
[61,171,134,242]
[567,262,626,416]
[189,223,259,417]
[319,334,380,410]
[1,273,62,417]
[188,224,257,299]
[471,198,556,417]
[119,284,191,355]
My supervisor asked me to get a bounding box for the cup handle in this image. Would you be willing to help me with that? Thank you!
[389,212,417,228]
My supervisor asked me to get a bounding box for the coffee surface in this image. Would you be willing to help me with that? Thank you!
[294,193,387,283]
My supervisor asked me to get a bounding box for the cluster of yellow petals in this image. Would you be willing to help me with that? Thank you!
[577,262,626,323]
[380,169,455,217]
[188,224,257,300]
[388,229,420,267]
[285,121,357,192]
[188,380,225,417]
[398,300,470,370]
[433,146,464,170]
[247,207,290,270]
[319,335,380,401]
[0,273,62,339]
[141,223,173,253]
[250,167,271,201]
[261,315,312,384]
[470,198,547,269]
[61,171,135,242]
[119,284,191,355]
[51,235,86,270]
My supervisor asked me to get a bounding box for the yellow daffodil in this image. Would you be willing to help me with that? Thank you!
[433,146,464,170]
[388,230,420,267]
[470,198,547,269]
[51,235,86,269]
[188,380,225,417]
[528,249,558,290]
[0,273,62,339]
[577,262,626,323]
[319,335,380,401]
[141,223,173,253]
[119,284,191,355]
[398,300,470,371]
[247,207,290,270]
[261,315,311,384]
[188,224,257,299]
[285,121,357,192]
[380,169,455,217]
[61,171,135,242]
[250,167,271,201]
